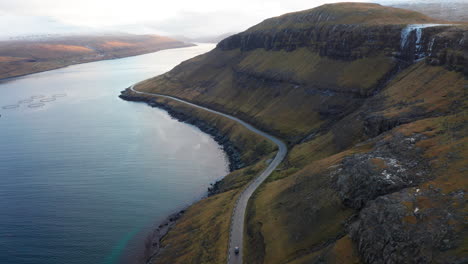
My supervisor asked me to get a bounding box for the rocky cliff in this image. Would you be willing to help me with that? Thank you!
[126,3,467,264]
[219,3,464,65]
[219,4,465,76]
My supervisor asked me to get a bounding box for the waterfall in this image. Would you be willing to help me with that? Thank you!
[400,25,414,49]
[428,37,436,56]
[400,24,453,60]
[415,27,423,52]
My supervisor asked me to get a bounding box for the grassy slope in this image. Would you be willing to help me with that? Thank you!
[244,62,466,263]
[247,2,440,32]
[154,190,238,264]
[133,3,466,263]
[124,95,277,264]
[137,47,395,141]
[0,35,191,79]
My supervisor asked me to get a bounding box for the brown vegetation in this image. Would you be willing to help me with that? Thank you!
[0,34,192,79]
[126,3,466,264]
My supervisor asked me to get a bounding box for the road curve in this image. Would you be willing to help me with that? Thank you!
[129,85,287,264]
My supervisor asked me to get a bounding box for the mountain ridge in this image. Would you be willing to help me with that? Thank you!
[0,34,193,80]
[245,2,443,31]
[121,3,467,263]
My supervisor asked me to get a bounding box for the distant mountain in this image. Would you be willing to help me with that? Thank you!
[0,14,99,41]
[171,32,238,44]
[376,0,468,22]
[0,34,193,79]
[246,2,438,29]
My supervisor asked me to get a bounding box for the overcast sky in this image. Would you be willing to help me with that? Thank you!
[0,0,379,38]
[14,0,452,38]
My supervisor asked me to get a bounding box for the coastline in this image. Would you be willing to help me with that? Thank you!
[119,88,244,263]
[119,89,244,172]
[0,43,195,83]
[142,210,185,264]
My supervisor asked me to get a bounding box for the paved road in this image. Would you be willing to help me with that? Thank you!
[129,85,287,264]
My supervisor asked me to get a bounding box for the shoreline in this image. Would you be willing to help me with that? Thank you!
[119,88,244,263]
[142,210,185,264]
[119,89,244,172]
[0,43,195,83]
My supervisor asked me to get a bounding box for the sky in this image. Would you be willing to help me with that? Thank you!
[4,0,462,39]
[0,0,381,38]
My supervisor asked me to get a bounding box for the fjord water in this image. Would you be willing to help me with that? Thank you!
[0,44,227,264]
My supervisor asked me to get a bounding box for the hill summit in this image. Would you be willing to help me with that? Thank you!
[247,3,442,32]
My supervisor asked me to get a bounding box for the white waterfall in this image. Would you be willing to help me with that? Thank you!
[400,24,453,59]
[428,37,436,55]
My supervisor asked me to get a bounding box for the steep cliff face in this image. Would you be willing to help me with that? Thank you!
[219,3,461,60]
[136,3,464,144]
[219,5,464,67]
[128,3,467,264]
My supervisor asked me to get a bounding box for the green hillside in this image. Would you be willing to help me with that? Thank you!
[122,3,467,264]
[247,2,440,31]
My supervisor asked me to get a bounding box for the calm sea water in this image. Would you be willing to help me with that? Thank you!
[0,43,228,264]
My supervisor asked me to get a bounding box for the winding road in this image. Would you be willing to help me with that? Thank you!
[129,85,287,264]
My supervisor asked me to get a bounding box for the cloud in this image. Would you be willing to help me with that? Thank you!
[146,10,262,38]
[0,14,90,38]
[0,0,371,37]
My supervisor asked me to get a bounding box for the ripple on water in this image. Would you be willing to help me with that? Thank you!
[2,104,20,109]
[40,98,56,102]
[19,99,34,104]
[31,95,45,99]
[52,93,67,98]
[28,103,45,108]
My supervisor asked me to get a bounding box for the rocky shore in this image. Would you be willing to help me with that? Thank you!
[119,88,244,262]
[119,88,244,172]
[143,210,185,264]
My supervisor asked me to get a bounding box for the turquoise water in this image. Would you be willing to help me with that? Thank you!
[0,44,228,264]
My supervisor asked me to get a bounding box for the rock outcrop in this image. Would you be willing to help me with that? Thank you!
[219,4,465,70]
[333,133,430,209]
[350,188,466,264]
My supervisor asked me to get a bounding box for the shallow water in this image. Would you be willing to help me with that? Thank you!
[0,43,228,264]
